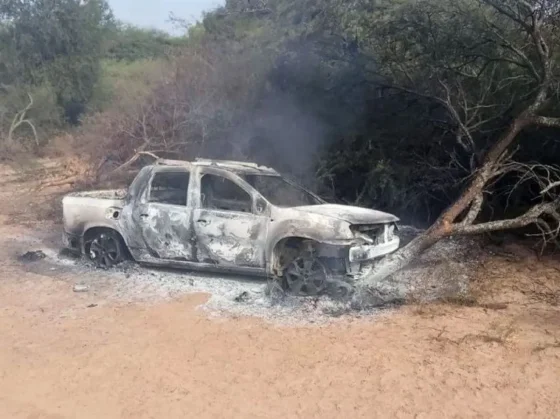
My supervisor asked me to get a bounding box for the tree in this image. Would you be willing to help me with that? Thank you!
[84,38,275,180]
[105,24,187,61]
[0,0,114,123]
[339,0,560,285]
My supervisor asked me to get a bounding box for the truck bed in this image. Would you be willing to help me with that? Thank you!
[62,190,127,237]
[67,189,127,200]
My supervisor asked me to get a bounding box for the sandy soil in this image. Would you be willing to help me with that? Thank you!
[1,160,560,419]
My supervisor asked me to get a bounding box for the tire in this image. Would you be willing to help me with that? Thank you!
[85,230,125,269]
[283,253,329,296]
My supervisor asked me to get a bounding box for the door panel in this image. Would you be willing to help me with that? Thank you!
[192,208,267,267]
[138,203,194,260]
[134,169,195,261]
[193,172,267,268]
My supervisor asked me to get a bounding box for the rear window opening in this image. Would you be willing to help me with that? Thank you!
[149,171,190,206]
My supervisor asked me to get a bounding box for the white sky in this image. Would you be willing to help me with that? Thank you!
[107,0,224,34]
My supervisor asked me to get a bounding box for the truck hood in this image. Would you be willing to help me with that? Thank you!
[294,204,399,225]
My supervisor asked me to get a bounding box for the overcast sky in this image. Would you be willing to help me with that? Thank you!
[108,0,224,33]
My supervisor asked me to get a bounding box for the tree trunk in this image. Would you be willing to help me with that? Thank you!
[361,229,444,285]
[360,117,530,287]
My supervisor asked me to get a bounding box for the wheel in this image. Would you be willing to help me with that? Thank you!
[86,231,125,269]
[284,253,329,296]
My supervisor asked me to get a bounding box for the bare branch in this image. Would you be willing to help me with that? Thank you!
[482,23,542,82]
[462,193,484,225]
[483,0,532,31]
[438,78,476,152]
[20,120,39,146]
[450,199,560,235]
[6,93,38,145]
[490,161,560,201]
[530,115,560,128]
[541,181,560,195]
[98,149,160,181]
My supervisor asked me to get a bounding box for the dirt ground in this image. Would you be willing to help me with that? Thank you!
[1,160,560,419]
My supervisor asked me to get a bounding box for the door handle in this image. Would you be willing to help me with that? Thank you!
[197,219,210,226]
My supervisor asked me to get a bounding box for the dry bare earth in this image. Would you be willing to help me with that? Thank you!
[0,159,560,419]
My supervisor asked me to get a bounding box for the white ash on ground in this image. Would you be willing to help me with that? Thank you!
[354,232,485,308]
[401,235,482,300]
[80,262,391,326]
[13,245,393,325]
[10,225,484,325]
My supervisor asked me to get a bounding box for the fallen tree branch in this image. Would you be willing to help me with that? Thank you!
[357,0,560,288]
[450,199,560,236]
[530,115,560,128]
[98,149,160,181]
[462,193,484,225]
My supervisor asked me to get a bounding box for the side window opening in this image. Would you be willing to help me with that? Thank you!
[149,171,190,206]
[200,174,252,213]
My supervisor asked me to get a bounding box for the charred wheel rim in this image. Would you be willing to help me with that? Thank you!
[88,233,122,268]
[284,256,328,296]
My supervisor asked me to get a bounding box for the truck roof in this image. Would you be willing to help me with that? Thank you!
[154,158,280,176]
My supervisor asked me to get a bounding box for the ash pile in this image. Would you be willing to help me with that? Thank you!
[353,226,483,309]
[257,225,483,315]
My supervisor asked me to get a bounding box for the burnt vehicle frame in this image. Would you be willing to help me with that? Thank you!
[62,158,400,295]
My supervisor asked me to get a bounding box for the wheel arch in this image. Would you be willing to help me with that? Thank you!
[268,236,320,276]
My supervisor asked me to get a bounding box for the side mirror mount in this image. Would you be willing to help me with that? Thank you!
[255,197,267,215]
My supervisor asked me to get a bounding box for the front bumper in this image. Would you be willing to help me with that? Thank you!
[348,237,400,263]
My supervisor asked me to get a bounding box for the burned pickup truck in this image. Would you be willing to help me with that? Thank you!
[62,158,400,295]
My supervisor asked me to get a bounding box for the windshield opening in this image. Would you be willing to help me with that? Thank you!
[243,175,322,207]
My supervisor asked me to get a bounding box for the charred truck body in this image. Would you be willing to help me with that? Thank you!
[62,159,400,295]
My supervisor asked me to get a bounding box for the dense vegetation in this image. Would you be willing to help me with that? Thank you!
[0,0,182,140]
[1,0,559,239]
